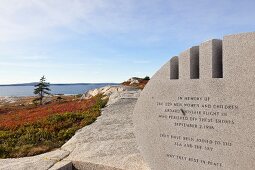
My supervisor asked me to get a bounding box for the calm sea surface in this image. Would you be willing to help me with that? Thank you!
[0,84,117,97]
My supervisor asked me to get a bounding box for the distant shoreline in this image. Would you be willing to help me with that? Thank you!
[0,83,119,97]
[0,94,78,98]
[0,83,119,87]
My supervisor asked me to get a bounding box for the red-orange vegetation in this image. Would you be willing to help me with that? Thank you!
[122,79,149,89]
[0,98,96,129]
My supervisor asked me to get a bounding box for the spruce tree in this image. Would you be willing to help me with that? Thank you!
[34,76,51,105]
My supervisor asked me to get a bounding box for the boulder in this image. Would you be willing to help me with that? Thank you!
[129,79,139,85]
[81,86,127,100]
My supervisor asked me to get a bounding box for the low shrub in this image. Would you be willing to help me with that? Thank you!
[0,95,107,158]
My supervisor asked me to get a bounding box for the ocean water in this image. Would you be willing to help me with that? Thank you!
[0,84,118,97]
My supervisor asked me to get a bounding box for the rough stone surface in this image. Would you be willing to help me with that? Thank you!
[81,85,127,100]
[61,88,149,170]
[0,149,70,170]
[0,96,19,104]
[129,80,139,85]
[133,32,255,170]
[49,160,73,170]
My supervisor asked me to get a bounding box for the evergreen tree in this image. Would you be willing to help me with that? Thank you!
[34,76,51,105]
[143,76,150,80]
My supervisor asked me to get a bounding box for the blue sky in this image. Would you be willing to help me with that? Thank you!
[0,0,255,84]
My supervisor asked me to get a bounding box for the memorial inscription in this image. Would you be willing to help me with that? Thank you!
[133,32,255,170]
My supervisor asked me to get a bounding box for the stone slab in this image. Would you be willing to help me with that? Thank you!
[62,89,149,170]
[133,32,255,170]
[0,149,69,170]
[49,160,73,170]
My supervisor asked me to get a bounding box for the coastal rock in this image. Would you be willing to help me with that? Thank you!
[107,89,141,106]
[0,149,69,170]
[81,85,127,100]
[0,97,18,104]
[55,88,149,170]
[121,77,149,89]
[129,79,139,85]
[127,77,142,82]
[128,77,142,85]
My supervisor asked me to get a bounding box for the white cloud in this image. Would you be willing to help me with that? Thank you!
[0,0,107,42]
[0,0,186,42]
[1,0,255,44]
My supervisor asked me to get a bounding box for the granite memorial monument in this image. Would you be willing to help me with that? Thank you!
[133,32,255,170]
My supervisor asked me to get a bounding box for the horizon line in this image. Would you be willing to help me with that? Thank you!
[0,82,120,86]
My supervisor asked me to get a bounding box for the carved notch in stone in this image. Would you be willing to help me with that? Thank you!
[179,46,199,79]
[170,56,179,79]
[212,40,223,78]
[200,39,223,79]
[190,46,199,79]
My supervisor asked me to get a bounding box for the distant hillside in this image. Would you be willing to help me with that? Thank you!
[122,76,150,89]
